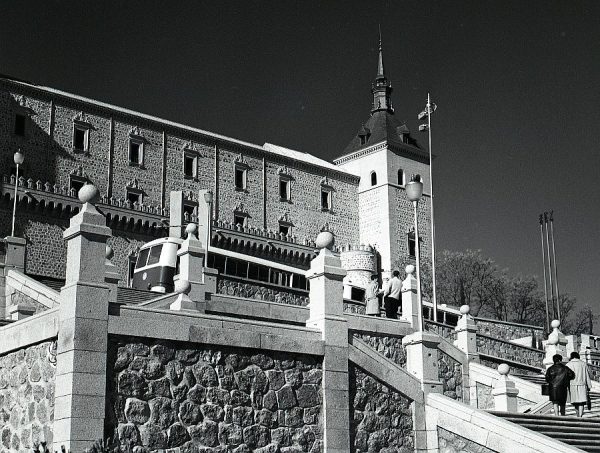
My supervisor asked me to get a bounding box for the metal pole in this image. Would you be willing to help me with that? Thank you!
[205,202,212,269]
[427,93,438,323]
[549,211,561,323]
[544,212,555,320]
[414,200,424,332]
[539,214,550,332]
[11,163,19,237]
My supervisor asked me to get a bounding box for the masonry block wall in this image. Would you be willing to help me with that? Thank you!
[0,340,57,452]
[106,336,324,452]
[0,78,360,283]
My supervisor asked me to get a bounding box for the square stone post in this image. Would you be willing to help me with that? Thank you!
[305,234,350,453]
[401,265,419,328]
[402,332,443,395]
[4,235,26,272]
[2,236,27,319]
[171,224,211,312]
[492,364,519,412]
[105,245,120,304]
[543,320,568,369]
[53,187,112,452]
[454,304,479,405]
[169,191,184,238]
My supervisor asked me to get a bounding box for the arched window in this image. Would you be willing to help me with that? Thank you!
[370,171,377,186]
[398,169,404,185]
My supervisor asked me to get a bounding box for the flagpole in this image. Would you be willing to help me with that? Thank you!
[544,212,555,320]
[419,95,438,322]
[539,214,550,332]
[549,211,561,323]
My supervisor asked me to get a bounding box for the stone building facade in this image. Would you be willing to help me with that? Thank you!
[0,39,430,292]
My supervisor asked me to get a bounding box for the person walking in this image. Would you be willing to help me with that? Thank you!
[383,270,402,319]
[567,351,592,417]
[545,354,575,416]
[365,274,382,316]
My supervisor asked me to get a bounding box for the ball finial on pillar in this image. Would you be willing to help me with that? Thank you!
[405,264,415,275]
[460,305,470,316]
[175,279,191,295]
[185,222,198,239]
[551,319,560,329]
[498,363,510,376]
[315,230,335,250]
[78,183,100,204]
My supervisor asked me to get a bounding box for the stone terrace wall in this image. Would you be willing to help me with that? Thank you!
[424,321,455,342]
[349,364,413,453]
[354,333,406,368]
[106,336,323,452]
[438,351,462,402]
[0,340,56,453]
[475,318,543,344]
[476,334,544,371]
[216,277,309,307]
[437,427,496,453]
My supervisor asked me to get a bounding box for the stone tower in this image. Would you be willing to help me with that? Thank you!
[334,36,431,277]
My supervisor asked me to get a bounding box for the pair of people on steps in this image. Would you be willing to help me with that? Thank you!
[365,270,402,318]
[545,352,592,417]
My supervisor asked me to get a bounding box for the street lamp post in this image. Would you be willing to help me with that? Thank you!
[11,150,25,237]
[418,94,438,322]
[406,175,424,331]
[203,191,214,269]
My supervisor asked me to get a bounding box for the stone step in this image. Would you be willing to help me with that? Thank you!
[490,411,600,452]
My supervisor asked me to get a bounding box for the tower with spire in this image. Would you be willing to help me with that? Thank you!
[333,33,432,278]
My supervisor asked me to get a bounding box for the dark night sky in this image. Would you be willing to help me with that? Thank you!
[2,1,599,317]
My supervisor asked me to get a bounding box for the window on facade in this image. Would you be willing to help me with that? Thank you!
[127,189,142,206]
[183,152,197,178]
[234,214,246,227]
[279,224,290,236]
[14,114,26,136]
[73,125,89,151]
[408,231,421,258]
[279,179,290,201]
[370,171,377,186]
[321,189,332,211]
[398,169,404,185]
[69,176,87,194]
[129,140,143,166]
[235,167,247,190]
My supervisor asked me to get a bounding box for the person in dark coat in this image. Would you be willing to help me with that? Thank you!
[545,354,575,416]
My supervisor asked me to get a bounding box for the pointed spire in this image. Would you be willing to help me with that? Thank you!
[377,25,385,77]
[371,27,393,114]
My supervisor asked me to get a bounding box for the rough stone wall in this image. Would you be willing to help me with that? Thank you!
[475,383,493,410]
[106,336,323,452]
[475,319,543,344]
[354,334,406,368]
[357,188,386,264]
[437,427,497,453]
[0,340,56,452]
[438,351,463,402]
[349,364,413,453]
[216,277,309,307]
[391,188,431,268]
[476,335,544,370]
[424,321,455,342]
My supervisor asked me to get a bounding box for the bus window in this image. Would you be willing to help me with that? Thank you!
[136,248,150,269]
[147,246,162,266]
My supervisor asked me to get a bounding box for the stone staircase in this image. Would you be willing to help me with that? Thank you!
[490,412,600,452]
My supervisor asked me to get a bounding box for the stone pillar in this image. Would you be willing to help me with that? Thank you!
[105,245,120,304]
[4,235,26,272]
[53,185,112,452]
[543,319,568,369]
[170,279,195,311]
[401,265,419,328]
[172,223,209,312]
[492,364,519,412]
[402,332,444,395]
[305,231,350,453]
[454,304,479,405]
[169,191,184,238]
